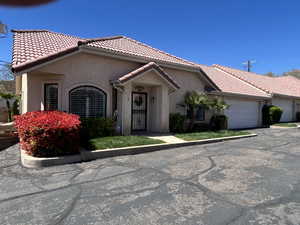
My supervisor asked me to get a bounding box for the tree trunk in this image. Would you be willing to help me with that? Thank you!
[188,107,195,131]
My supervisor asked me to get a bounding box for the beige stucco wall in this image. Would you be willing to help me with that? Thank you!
[164,68,213,123]
[21,51,210,133]
[25,52,142,117]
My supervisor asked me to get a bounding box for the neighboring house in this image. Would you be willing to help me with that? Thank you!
[199,65,271,129]
[11,30,300,133]
[212,65,300,124]
[0,80,15,122]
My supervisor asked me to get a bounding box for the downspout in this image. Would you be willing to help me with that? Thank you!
[111,81,125,134]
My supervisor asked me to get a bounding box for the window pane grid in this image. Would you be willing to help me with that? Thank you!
[69,86,106,118]
[44,83,58,111]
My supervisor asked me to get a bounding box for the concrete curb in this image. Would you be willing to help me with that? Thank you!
[21,150,82,168]
[270,125,298,129]
[20,133,257,168]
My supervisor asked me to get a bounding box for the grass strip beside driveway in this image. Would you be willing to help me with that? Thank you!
[175,130,251,141]
[272,123,297,128]
[89,136,164,150]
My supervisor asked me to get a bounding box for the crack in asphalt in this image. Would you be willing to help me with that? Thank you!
[51,186,82,225]
[2,129,300,224]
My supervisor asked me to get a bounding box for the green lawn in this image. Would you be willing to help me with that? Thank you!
[175,130,251,141]
[89,136,164,150]
[272,123,298,128]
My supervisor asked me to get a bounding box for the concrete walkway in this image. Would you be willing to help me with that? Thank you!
[147,134,186,143]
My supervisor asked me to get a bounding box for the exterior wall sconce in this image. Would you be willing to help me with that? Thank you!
[151,96,155,104]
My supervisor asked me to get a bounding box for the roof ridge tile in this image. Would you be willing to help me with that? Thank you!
[78,36,124,45]
[11,29,49,33]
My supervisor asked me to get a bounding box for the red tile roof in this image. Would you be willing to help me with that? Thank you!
[114,62,180,89]
[199,64,271,98]
[213,64,300,98]
[12,30,84,69]
[12,30,199,72]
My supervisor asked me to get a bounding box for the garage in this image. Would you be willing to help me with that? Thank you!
[272,98,294,122]
[225,99,260,129]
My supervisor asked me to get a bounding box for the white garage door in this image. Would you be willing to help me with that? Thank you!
[225,99,259,129]
[272,98,293,122]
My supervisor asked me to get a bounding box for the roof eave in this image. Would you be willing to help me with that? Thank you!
[81,46,219,91]
[12,46,80,74]
[272,93,300,100]
[111,62,180,91]
[208,91,272,100]
[81,45,200,71]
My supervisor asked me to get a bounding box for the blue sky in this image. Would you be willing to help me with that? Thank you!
[0,0,299,75]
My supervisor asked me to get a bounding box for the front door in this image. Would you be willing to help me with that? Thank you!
[132,92,147,131]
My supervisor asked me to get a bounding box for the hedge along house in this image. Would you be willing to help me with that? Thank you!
[11,30,300,133]
[12,30,220,135]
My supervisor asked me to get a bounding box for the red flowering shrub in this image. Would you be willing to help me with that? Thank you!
[14,111,81,157]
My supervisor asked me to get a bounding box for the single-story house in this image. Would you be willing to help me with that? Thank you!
[211,64,300,124]
[11,30,300,133]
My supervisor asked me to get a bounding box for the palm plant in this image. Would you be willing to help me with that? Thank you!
[208,97,229,130]
[184,91,209,130]
[208,97,229,115]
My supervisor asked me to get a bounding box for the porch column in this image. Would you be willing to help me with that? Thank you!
[121,83,132,135]
[21,73,28,114]
[15,75,22,95]
[158,85,170,132]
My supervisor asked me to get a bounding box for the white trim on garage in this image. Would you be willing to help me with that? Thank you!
[225,98,261,129]
[272,98,294,122]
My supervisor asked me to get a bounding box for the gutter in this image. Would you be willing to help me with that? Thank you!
[111,81,124,93]
[272,93,300,100]
[208,91,272,100]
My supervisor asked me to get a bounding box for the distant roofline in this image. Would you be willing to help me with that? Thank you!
[212,64,272,94]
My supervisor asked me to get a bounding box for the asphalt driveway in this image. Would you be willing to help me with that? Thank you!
[1,128,300,225]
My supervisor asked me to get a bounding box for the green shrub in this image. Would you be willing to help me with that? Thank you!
[269,106,283,123]
[169,113,185,133]
[296,112,300,122]
[209,115,228,131]
[192,123,210,132]
[80,117,115,141]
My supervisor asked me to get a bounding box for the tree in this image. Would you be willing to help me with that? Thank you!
[265,72,276,77]
[282,69,300,78]
[208,97,229,130]
[184,91,209,130]
[0,62,14,80]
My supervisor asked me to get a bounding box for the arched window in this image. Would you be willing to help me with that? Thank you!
[69,86,106,118]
